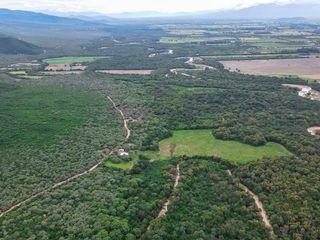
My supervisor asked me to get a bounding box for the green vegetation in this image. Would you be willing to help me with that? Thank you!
[43,56,108,65]
[0,37,41,55]
[237,155,320,239]
[159,129,291,163]
[0,81,99,147]
[0,159,175,240]
[19,75,42,79]
[8,71,26,75]
[160,36,235,44]
[1,17,320,240]
[0,76,123,212]
[105,160,135,170]
[145,159,270,239]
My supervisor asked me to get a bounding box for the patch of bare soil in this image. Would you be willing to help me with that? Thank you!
[221,58,320,80]
[282,84,320,101]
[96,70,153,75]
[307,126,320,136]
[169,57,214,77]
[186,57,215,70]
[45,64,87,71]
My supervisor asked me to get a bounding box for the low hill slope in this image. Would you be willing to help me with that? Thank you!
[0,37,41,54]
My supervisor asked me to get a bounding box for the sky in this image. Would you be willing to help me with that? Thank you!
[0,0,318,14]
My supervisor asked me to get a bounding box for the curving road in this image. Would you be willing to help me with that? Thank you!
[227,170,275,239]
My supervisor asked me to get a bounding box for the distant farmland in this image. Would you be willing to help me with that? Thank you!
[221,58,320,80]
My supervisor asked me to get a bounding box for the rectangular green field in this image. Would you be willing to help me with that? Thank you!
[159,129,292,164]
[43,56,108,65]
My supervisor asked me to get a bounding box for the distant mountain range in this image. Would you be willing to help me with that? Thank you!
[0,3,319,28]
[48,3,320,20]
[0,8,103,26]
[205,3,320,19]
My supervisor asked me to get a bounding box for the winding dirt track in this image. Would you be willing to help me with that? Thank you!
[0,96,130,218]
[227,170,275,239]
[146,164,181,233]
[158,164,180,217]
[107,96,131,140]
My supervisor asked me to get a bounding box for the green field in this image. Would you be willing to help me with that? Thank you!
[105,161,134,170]
[43,56,108,65]
[159,129,292,163]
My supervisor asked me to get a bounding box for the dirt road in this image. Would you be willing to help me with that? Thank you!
[158,164,180,217]
[0,96,130,218]
[107,96,131,140]
[227,170,275,239]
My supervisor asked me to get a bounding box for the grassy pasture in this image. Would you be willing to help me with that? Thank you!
[43,56,108,65]
[8,71,27,75]
[105,151,142,170]
[159,129,291,164]
[105,161,134,170]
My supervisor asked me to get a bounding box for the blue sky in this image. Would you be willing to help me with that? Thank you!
[0,0,318,13]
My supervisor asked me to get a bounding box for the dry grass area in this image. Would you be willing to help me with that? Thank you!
[96,70,153,75]
[221,58,320,80]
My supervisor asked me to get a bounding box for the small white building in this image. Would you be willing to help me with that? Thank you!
[118,149,129,157]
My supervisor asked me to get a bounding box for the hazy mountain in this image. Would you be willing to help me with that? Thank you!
[0,8,102,26]
[43,11,115,22]
[0,36,41,54]
[199,3,320,19]
[107,11,176,19]
[54,3,320,20]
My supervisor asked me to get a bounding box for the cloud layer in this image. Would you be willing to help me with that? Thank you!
[0,0,318,13]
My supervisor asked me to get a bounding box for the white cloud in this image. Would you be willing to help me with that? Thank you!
[0,0,319,13]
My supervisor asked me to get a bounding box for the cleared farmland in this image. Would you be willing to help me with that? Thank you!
[221,58,320,80]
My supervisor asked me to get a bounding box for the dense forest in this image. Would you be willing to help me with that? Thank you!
[145,158,270,240]
[236,155,320,240]
[1,17,320,240]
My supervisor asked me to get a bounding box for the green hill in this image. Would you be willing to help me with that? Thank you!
[0,37,41,55]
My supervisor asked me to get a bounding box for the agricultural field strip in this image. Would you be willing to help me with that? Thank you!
[0,95,130,218]
[227,169,275,239]
[220,58,320,80]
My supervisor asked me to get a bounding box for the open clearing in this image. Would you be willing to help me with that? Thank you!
[159,130,292,164]
[96,70,153,75]
[43,56,107,65]
[307,126,320,136]
[105,161,134,170]
[282,84,320,101]
[221,58,320,80]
